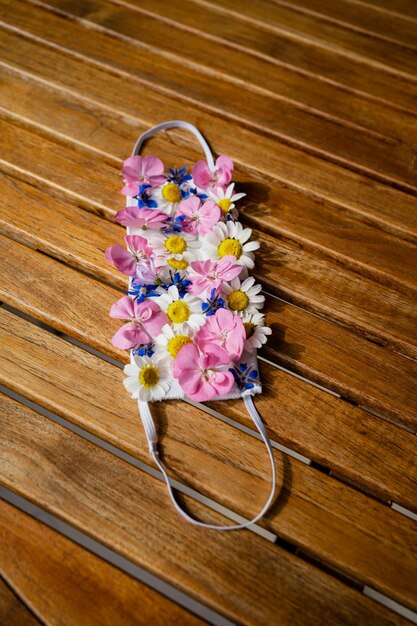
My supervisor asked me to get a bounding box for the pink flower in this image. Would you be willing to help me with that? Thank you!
[122,155,166,196]
[192,155,234,190]
[115,206,168,229]
[188,256,242,296]
[173,342,235,402]
[105,235,154,276]
[110,296,168,350]
[176,196,221,236]
[195,308,245,361]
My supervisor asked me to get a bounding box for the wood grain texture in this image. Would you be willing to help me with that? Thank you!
[2,16,417,243]
[1,167,417,431]
[1,307,417,611]
[1,115,417,360]
[0,577,42,626]
[0,500,205,626]
[0,393,410,626]
[266,0,417,48]
[8,0,417,193]
[23,0,417,117]
[0,235,416,518]
[1,63,417,297]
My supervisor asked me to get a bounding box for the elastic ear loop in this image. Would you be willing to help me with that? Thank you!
[130,120,276,530]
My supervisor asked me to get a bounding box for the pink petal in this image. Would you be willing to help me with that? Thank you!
[122,156,142,182]
[115,207,167,229]
[217,256,243,281]
[105,244,136,276]
[111,322,150,350]
[209,370,235,396]
[109,296,135,319]
[216,155,234,173]
[142,155,164,177]
[192,160,211,189]
[173,343,200,379]
[121,182,140,197]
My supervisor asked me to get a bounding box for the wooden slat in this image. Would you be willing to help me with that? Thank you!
[0,234,416,514]
[266,0,417,48]
[0,578,42,626]
[2,21,417,244]
[1,117,417,360]
[1,168,417,431]
[188,0,417,75]
[0,500,205,626]
[1,63,417,297]
[0,393,411,626]
[1,306,417,611]
[19,0,417,117]
[354,0,417,21]
[11,0,417,193]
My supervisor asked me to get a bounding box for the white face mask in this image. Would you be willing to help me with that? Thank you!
[105,120,275,530]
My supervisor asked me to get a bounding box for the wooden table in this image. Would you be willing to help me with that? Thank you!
[0,0,416,624]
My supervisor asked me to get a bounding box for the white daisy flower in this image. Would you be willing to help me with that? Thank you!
[200,221,259,269]
[156,285,205,331]
[221,276,265,315]
[208,183,246,215]
[148,230,200,273]
[153,323,194,361]
[123,356,171,401]
[241,311,272,351]
[152,182,185,215]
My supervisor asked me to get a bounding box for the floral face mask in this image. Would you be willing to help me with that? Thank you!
[106,121,275,530]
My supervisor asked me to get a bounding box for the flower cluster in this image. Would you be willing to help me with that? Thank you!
[106,153,271,402]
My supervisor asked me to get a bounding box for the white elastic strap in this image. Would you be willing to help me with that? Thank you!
[137,397,276,531]
[132,120,216,172]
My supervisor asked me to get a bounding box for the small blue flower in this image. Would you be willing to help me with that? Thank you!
[128,280,161,302]
[201,288,226,316]
[133,343,154,357]
[229,363,259,390]
[168,271,192,298]
[135,183,158,208]
[167,166,192,186]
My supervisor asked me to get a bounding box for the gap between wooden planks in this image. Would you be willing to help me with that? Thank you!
[4,0,417,195]
[1,113,417,362]
[0,576,43,626]
[0,227,416,514]
[0,393,413,626]
[1,20,417,244]
[0,500,206,626]
[1,304,417,612]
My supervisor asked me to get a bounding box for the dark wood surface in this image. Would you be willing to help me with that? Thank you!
[0,0,416,624]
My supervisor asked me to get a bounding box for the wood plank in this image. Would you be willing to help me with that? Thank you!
[267,0,417,49]
[189,0,417,76]
[1,63,417,297]
[12,0,417,193]
[0,393,411,626]
[18,0,417,117]
[1,306,417,612]
[0,500,205,626]
[2,23,417,243]
[0,577,42,626]
[2,170,416,431]
[0,237,416,512]
[354,0,417,21]
[1,118,417,360]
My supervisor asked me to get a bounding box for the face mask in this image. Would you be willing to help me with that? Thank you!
[105,120,275,530]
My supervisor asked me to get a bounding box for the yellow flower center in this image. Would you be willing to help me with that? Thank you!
[167,258,188,271]
[243,322,255,338]
[217,198,232,214]
[228,290,249,311]
[167,301,190,324]
[138,365,160,388]
[218,238,242,259]
[165,235,187,254]
[167,335,192,358]
[162,183,182,204]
